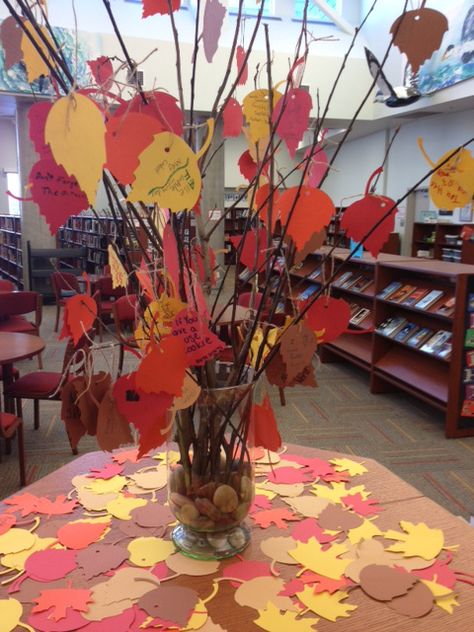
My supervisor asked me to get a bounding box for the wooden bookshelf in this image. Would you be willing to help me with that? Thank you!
[224,206,249,265]
[412,222,474,264]
[0,214,23,289]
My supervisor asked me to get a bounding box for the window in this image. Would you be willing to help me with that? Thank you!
[294,0,339,23]
[228,0,276,18]
[6,173,20,216]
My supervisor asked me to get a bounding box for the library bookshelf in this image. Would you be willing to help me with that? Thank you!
[0,214,23,289]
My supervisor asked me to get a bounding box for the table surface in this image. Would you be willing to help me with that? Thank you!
[0,332,45,365]
[0,444,473,632]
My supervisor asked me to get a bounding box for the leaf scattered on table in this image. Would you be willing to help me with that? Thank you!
[32,586,92,622]
[341,492,383,517]
[234,576,298,612]
[296,586,357,622]
[359,564,417,601]
[75,543,129,580]
[252,507,299,529]
[87,463,124,480]
[289,537,350,580]
[260,536,299,565]
[254,602,319,632]
[57,519,110,550]
[330,458,367,477]
[1,598,24,632]
[127,536,175,566]
[384,521,444,560]
[25,549,77,582]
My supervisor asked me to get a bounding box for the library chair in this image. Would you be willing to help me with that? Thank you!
[51,272,81,333]
[0,411,26,486]
[5,332,94,452]
[0,279,15,291]
[0,291,43,368]
[94,275,128,341]
[112,294,140,375]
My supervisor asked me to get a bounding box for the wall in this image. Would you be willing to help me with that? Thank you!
[0,117,17,212]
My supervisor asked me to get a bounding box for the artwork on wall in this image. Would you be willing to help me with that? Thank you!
[419,0,474,94]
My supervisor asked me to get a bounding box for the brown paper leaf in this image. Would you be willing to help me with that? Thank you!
[293,230,326,266]
[166,552,220,576]
[234,576,299,611]
[131,502,174,528]
[138,586,199,627]
[0,16,23,69]
[96,389,133,452]
[387,581,434,618]
[279,321,318,384]
[343,539,404,583]
[260,536,300,565]
[283,495,330,518]
[318,504,363,533]
[359,564,418,601]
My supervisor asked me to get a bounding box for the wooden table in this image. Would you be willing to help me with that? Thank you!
[0,332,45,411]
[0,444,473,631]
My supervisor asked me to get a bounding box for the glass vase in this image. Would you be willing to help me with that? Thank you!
[167,362,255,560]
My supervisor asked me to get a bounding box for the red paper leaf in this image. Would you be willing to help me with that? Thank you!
[57,521,109,550]
[277,186,335,251]
[136,336,187,395]
[291,518,338,545]
[0,513,16,535]
[238,149,257,182]
[87,56,114,90]
[223,98,243,138]
[230,227,268,272]
[252,507,299,529]
[284,454,335,479]
[250,495,273,512]
[35,495,78,517]
[79,608,138,632]
[255,182,280,226]
[222,559,272,588]
[33,587,92,622]
[25,549,77,582]
[28,608,89,632]
[87,463,124,480]
[341,492,383,517]
[305,296,351,343]
[236,45,248,85]
[0,16,23,69]
[28,101,53,158]
[136,414,170,458]
[311,573,351,594]
[303,144,329,189]
[142,0,181,17]
[411,554,457,590]
[279,578,305,597]
[114,91,183,136]
[273,88,312,159]
[4,492,40,517]
[340,168,396,257]
[105,112,163,185]
[203,0,227,63]
[60,294,97,345]
[190,243,217,287]
[251,393,282,452]
[266,467,312,485]
[172,308,225,367]
[112,448,141,464]
[113,372,173,431]
[29,157,89,235]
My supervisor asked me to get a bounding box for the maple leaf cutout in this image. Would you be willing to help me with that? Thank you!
[4,493,40,517]
[252,508,300,529]
[341,492,382,517]
[297,586,357,622]
[254,602,319,632]
[33,586,92,621]
[384,520,444,560]
[289,537,350,580]
[330,458,367,477]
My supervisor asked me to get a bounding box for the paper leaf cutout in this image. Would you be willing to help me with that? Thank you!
[289,537,350,580]
[28,101,53,157]
[251,393,282,452]
[57,519,109,550]
[386,581,434,618]
[21,21,55,82]
[266,467,312,485]
[291,517,337,545]
[4,492,42,517]
[137,335,187,396]
[87,56,113,90]
[223,98,243,138]
[1,598,24,632]
[60,294,97,344]
[344,539,402,583]
[411,554,457,590]
[0,514,16,535]
[166,552,220,576]
[172,309,225,366]
[87,462,124,480]
[29,157,89,234]
[260,536,299,565]
[142,0,181,17]
[340,168,396,257]
[279,321,317,384]
[33,587,92,622]
[45,94,106,204]
[222,560,272,587]
[234,577,297,612]
[296,586,357,622]
[0,16,23,70]
[284,495,330,519]
[384,521,444,560]
[28,608,88,632]
[203,0,226,63]
[318,504,363,533]
[115,91,183,136]
[106,495,148,520]
[128,132,202,211]
[390,8,449,73]
[230,227,268,272]
[139,585,198,627]
[273,88,312,159]
[277,186,335,251]
[236,45,248,85]
[107,245,128,289]
[306,296,351,344]
[330,457,367,476]
[255,602,319,632]
[311,574,351,595]
[105,112,163,185]
[238,149,258,182]
[35,495,78,517]
[243,89,282,144]
[25,549,77,582]
[359,564,417,601]
[76,543,129,580]
[304,144,329,189]
[341,492,382,517]
[252,507,299,529]
[127,536,175,566]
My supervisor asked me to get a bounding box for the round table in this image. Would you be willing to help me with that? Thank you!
[0,332,45,412]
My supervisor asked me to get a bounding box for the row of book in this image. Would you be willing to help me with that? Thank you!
[377,316,452,359]
[333,271,373,293]
[349,302,371,326]
[461,293,474,415]
[378,281,455,316]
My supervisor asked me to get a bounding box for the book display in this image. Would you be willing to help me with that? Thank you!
[0,214,23,289]
[412,222,474,264]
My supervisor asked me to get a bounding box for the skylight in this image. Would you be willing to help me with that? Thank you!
[294,0,339,23]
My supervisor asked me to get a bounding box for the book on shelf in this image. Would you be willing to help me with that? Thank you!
[466,350,474,368]
[406,327,434,348]
[465,328,474,348]
[387,284,417,304]
[377,281,403,300]
[298,284,320,301]
[402,288,428,307]
[275,301,286,314]
[464,368,474,384]
[238,267,252,282]
[349,302,361,315]
[414,289,444,310]
[333,271,353,288]
[308,268,322,281]
[470,313,474,328]
[349,275,373,293]
[435,297,455,317]
[350,308,371,326]
[436,341,452,360]
[420,330,452,355]
[393,322,419,343]
[465,385,474,401]
[377,316,407,337]
[468,293,474,313]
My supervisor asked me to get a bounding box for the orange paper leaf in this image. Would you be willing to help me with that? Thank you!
[33,587,92,622]
[60,294,97,344]
[252,508,299,529]
[136,336,187,396]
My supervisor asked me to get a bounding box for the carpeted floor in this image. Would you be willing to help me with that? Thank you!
[1,304,474,522]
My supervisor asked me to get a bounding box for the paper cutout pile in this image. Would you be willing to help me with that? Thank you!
[0,447,471,631]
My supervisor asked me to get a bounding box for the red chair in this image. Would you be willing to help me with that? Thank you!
[112,294,139,374]
[5,333,93,451]
[95,276,127,341]
[51,272,81,333]
[0,412,25,486]
[237,291,264,310]
[0,291,43,368]
[0,279,15,291]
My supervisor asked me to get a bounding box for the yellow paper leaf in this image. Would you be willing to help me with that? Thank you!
[242,89,282,143]
[184,599,208,630]
[255,484,277,500]
[45,93,106,203]
[2,537,57,571]
[21,21,55,82]
[108,244,128,288]
[289,537,350,580]
[384,521,444,560]
[106,495,147,520]
[434,593,459,614]
[0,529,36,555]
[153,450,180,465]
[85,475,128,495]
[0,598,23,632]
[135,295,187,348]
[249,326,280,368]
[127,536,175,566]
[128,468,167,491]
[311,482,369,504]
[346,518,382,545]
[297,586,357,622]
[172,373,201,411]
[254,602,319,632]
[128,132,202,212]
[421,579,454,599]
[329,458,367,477]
